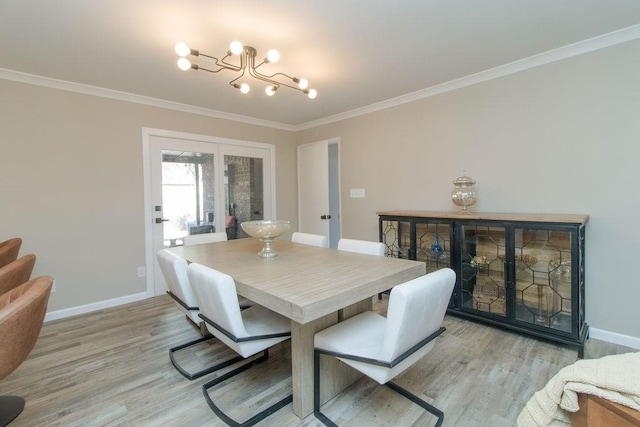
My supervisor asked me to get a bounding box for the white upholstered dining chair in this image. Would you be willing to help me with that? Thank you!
[337,238,387,300]
[337,238,385,256]
[157,249,249,380]
[292,232,328,248]
[313,268,456,427]
[182,231,228,246]
[187,262,292,426]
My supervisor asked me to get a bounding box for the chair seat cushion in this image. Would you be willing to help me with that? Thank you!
[314,311,435,385]
[242,305,291,337]
[216,304,291,358]
[314,311,386,359]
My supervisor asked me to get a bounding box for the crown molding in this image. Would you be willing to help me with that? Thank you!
[294,24,640,131]
[0,68,296,132]
[2,24,639,133]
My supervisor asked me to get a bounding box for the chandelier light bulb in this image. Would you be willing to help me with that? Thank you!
[297,78,309,90]
[229,41,243,55]
[307,88,317,99]
[175,42,190,57]
[240,83,250,94]
[265,86,277,96]
[177,57,192,71]
[266,49,280,63]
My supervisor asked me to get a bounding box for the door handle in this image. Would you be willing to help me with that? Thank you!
[155,218,170,224]
[320,215,332,220]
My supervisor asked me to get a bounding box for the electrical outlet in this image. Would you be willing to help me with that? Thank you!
[137,266,146,278]
[52,279,57,292]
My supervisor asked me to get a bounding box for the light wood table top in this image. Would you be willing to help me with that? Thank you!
[169,237,426,418]
[169,237,425,324]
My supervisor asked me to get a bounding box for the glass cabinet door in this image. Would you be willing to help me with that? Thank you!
[415,222,451,273]
[514,228,573,333]
[460,224,507,317]
[380,219,411,258]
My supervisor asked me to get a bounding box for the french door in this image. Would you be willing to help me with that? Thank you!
[143,129,275,296]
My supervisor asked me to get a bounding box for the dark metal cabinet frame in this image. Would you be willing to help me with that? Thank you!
[378,211,588,357]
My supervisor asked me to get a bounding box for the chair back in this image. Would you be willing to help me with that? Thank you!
[337,238,385,256]
[187,263,247,339]
[380,268,455,362]
[0,254,36,296]
[0,276,53,380]
[0,238,22,269]
[291,232,328,248]
[156,250,198,308]
[182,232,228,246]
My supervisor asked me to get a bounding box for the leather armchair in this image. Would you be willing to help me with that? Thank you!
[0,238,21,269]
[0,254,36,296]
[0,276,53,426]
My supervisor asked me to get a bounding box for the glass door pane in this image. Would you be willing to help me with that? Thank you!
[380,219,411,258]
[224,154,264,239]
[148,133,275,296]
[514,228,572,332]
[460,224,507,317]
[161,150,216,247]
[416,222,451,273]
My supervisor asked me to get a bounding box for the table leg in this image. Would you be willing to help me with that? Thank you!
[290,298,373,418]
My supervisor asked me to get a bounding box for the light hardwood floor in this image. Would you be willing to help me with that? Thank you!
[2,295,634,426]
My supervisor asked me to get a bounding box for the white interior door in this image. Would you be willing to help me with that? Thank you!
[298,139,341,247]
[143,129,275,296]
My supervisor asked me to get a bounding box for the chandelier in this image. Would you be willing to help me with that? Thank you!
[174,41,317,99]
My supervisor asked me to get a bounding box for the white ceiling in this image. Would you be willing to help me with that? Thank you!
[1,1,640,128]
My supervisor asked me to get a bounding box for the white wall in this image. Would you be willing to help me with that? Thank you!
[0,79,297,312]
[297,39,640,344]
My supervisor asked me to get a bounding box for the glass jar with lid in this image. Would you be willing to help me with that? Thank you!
[451,171,477,213]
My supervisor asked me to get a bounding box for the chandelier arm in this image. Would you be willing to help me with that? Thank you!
[194,51,242,72]
[252,62,296,82]
[254,68,303,87]
[196,66,232,74]
[219,58,243,71]
[228,68,248,86]
[249,68,303,92]
[252,74,302,92]
[198,53,218,60]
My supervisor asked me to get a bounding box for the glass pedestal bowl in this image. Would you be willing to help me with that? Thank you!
[240,220,291,259]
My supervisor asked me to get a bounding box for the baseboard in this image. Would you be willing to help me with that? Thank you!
[589,327,640,350]
[44,291,153,322]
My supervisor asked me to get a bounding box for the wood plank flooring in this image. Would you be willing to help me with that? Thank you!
[1,295,634,426]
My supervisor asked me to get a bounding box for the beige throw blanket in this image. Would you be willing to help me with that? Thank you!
[517,351,640,426]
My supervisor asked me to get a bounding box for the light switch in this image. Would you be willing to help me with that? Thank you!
[350,188,366,198]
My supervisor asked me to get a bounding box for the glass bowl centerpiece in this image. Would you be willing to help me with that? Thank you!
[240,220,291,259]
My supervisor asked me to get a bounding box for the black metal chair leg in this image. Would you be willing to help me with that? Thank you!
[313,349,444,427]
[169,336,244,380]
[0,396,25,426]
[386,382,444,427]
[313,349,338,427]
[202,350,293,427]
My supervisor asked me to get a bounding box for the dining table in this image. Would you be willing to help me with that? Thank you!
[168,237,426,418]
